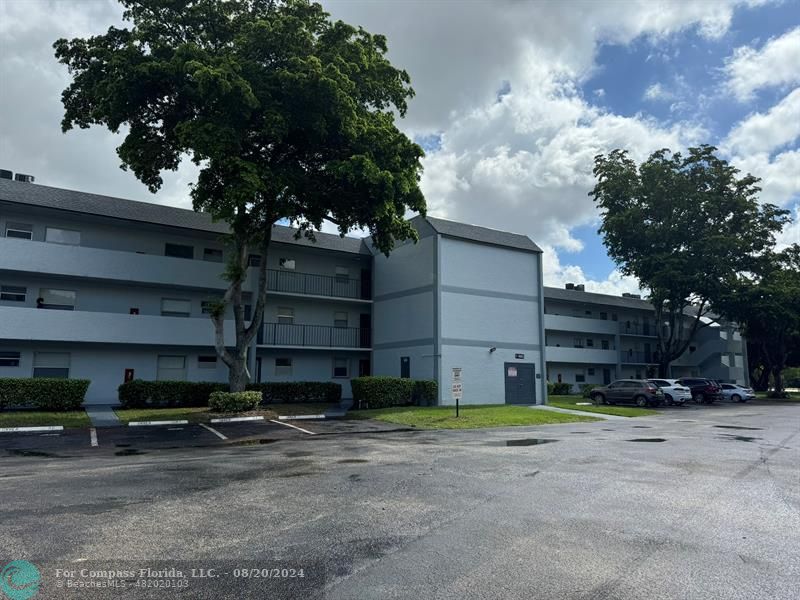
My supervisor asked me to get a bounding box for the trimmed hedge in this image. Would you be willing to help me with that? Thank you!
[118,380,227,408]
[246,382,341,404]
[351,376,439,409]
[209,391,261,412]
[0,378,90,411]
[578,384,596,398]
[547,382,572,395]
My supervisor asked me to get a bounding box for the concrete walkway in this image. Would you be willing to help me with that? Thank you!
[531,405,629,420]
[85,405,122,427]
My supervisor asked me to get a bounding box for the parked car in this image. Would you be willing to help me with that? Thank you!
[676,378,722,404]
[590,379,664,407]
[719,383,755,403]
[647,378,691,406]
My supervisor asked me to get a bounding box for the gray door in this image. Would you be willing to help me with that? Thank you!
[505,363,536,404]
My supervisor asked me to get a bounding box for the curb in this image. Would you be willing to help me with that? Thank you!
[277,414,326,421]
[128,420,189,426]
[210,416,265,423]
[0,425,65,433]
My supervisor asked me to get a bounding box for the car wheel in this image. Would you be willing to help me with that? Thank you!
[635,395,648,408]
[591,393,603,405]
[732,394,742,403]
[693,392,704,404]
[665,393,674,406]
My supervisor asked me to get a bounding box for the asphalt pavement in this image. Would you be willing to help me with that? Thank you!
[0,402,798,599]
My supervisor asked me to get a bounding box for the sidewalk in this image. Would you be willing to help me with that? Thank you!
[85,405,121,427]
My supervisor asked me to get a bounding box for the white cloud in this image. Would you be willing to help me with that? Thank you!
[730,150,800,208]
[775,204,800,251]
[541,245,643,296]
[724,26,800,101]
[644,83,671,101]
[722,88,800,155]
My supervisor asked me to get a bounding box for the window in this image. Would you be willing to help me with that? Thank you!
[248,254,261,267]
[400,356,410,378]
[165,243,194,259]
[38,288,76,310]
[573,337,583,348]
[279,258,295,270]
[5,222,32,239]
[601,340,610,350]
[157,355,186,381]
[275,357,292,376]
[277,307,294,324]
[198,355,217,369]
[576,372,586,383]
[586,338,594,347]
[45,227,81,245]
[203,248,223,263]
[611,313,618,321]
[0,285,26,302]
[600,312,608,320]
[333,358,349,378]
[161,298,191,317]
[334,311,348,328]
[584,310,592,317]
[588,368,595,376]
[0,351,21,367]
[33,352,70,378]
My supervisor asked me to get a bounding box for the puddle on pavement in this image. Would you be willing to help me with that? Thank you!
[602,428,615,432]
[230,438,278,446]
[632,426,652,429]
[569,431,590,434]
[719,434,761,443]
[338,458,369,464]
[627,438,667,443]
[713,425,763,431]
[115,444,131,448]
[7,449,57,457]
[505,438,558,447]
[114,448,146,456]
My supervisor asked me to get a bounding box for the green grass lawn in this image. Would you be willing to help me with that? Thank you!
[115,403,338,424]
[348,404,600,429]
[0,410,91,428]
[753,392,800,402]
[547,395,659,417]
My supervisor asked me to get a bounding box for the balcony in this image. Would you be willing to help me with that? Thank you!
[0,306,234,346]
[545,346,619,364]
[621,351,657,364]
[619,322,657,337]
[259,322,371,349]
[544,313,619,335]
[267,269,370,301]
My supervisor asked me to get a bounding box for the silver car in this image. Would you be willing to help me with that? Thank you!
[648,378,691,406]
[719,383,755,403]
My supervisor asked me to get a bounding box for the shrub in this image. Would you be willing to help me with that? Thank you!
[412,380,439,406]
[117,380,227,408]
[209,391,261,412]
[246,382,341,404]
[547,382,571,395]
[578,384,596,398]
[351,376,437,409]
[0,378,90,411]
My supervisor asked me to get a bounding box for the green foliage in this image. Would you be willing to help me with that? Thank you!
[209,391,261,412]
[351,376,437,409]
[578,384,596,398]
[118,380,228,408]
[547,382,571,395]
[590,145,789,373]
[246,382,341,404]
[0,378,90,411]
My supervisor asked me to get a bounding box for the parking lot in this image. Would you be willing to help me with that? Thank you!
[1,401,798,599]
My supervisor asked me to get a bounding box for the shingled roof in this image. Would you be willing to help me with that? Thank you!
[0,178,370,255]
[416,215,542,253]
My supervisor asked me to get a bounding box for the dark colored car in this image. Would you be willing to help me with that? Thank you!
[676,378,722,404]
[589,379,664,407]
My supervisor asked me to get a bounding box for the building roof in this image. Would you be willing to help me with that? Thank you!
[543,285,654,310]
[418,215,543,253]
[0,178,370,255]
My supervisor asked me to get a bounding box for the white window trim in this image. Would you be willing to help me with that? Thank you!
[45,226,81,246]
[0,285,27,302]
[275,357,293,376]
[5,223,33,239]
[332,357,350,379]
[161,298,192,317]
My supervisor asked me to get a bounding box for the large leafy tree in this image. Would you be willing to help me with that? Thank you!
[590,146,789,377]
[719,246,800,396]
[54,0,425,390]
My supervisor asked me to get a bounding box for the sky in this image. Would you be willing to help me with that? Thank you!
[1,0,799,295]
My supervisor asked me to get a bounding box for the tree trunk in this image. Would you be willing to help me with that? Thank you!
[751,367,770,392]
[772,366,784,397]
[228,354,250,392]
[657,360,670,378]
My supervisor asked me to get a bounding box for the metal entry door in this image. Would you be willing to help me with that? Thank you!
[505,363,536,404]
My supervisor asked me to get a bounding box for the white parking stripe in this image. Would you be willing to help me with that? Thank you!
[90,428,99,447]
[210,416,264,423]
[0,426,64,433]
[269,419,316,435]
[128,420,189,426]
[199,423,228,440]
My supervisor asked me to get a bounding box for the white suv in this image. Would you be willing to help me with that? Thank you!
[648,379,692,406]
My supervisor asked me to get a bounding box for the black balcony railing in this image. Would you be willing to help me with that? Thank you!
[620,321,656,336]
[267,269,369,300]
[621,351,659,364]
[261,322,371,348]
